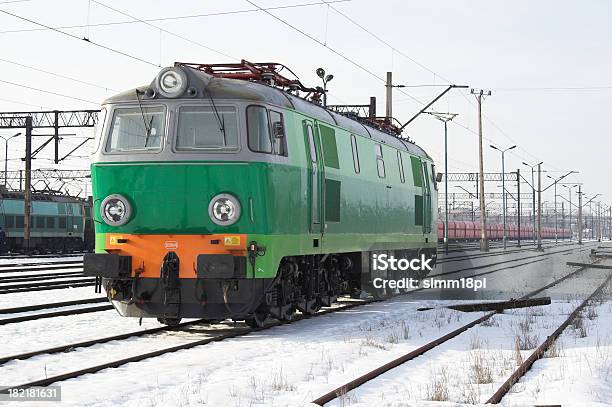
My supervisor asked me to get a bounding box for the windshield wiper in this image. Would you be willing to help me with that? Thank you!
[135,89,153,147]
[143,115,154,147]
[204,87,227,146]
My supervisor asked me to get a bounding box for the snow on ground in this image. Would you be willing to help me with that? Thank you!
[0,298,489,407]
[0,247,610,407]
[327,296,612,406]
[0,276,92,289]
[0,286,102,309]
[0,266,83,279]
[1,318,205,386]
[3,293,609,407]
[0,309,169,358]
[0,255,83,265]
[502,288,612,406]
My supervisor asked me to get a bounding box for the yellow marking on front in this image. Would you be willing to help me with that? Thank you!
[109,236,125,245]
[224,236,241,246]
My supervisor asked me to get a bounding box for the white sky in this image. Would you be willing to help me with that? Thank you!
[0,0,609,213]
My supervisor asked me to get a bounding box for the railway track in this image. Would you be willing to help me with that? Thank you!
[0,263,83,274]
[0,260,90,294]
[0,278,95,294]
[0,297,107,315]
[0,271,86,283]
[438,240,581,264]
[486,271,612,404]
[0,304,113,326]
[0,242,590,295]
[0,244,582,324]
[0,252,88,260]
[430,243,585,281]
[0,259,82,269]
[310,257,609,405]
[0,298,375,391]
[0,297,111,326]
[0,248,604,393]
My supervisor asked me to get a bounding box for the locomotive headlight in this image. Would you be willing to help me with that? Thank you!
[208,194,241,226]
[156,67,187,98]
[100,194,132,227]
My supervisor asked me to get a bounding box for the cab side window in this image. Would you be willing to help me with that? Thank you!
[247,105,287,156]
[376,144,385,178]
[247,105,272,153]
[269,110,287,156]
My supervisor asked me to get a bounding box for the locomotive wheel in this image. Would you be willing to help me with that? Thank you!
[157,317,182,326]
[372,286,392,300]
[297,298,320,316]
[245,309,268,328]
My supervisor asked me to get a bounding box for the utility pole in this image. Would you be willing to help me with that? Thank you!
[568,187,573,239]
[597,201,602,242]
[386,72,393,119]
[425,111,458,255]
[589,201,593,239]
[471,89,491,251]
[561,201,565,241]
[537,163,543,251]
[562,184,579,240]
[517,168,521,247]
[523,161,541,244]
[544,174,560,243]
[0,132,21,188]
[490,144,516,249]
[24,116,32,254]
[578,185,583,244]
[554,180,558,243]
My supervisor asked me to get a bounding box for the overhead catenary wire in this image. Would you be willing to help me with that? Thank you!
[0,8,159,68]
[320,0,454,83]
[244,0,426,107]
[0,57,117,92]
[0,79,99,104]
[322,1,570,172]
[493,86,612,92]
[0,96,53,110]
[319,1,565,169]
[0,0,352,34]
[90,0,235,60]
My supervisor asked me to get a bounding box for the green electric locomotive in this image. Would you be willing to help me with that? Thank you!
[84,61,438,326]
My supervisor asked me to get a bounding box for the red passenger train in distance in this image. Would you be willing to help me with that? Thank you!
[437,220,571,241]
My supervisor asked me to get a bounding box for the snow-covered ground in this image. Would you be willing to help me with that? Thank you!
[0,286,101,309]
[0,255,83,266]
[0,247,610,407]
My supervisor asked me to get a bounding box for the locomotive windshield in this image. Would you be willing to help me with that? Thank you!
[176,105,238,151]
[106,106,165,152]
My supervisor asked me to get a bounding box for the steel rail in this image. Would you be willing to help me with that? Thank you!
[0,264,83,274]
[0,271,85,283]
[0,318,208,367]
[0,252,87,259]
[486,272,612,404]
[0,304,113,325]
[0,260,82,269]
[438,241,579,264]
[310,259,600,405]
[0,297,106,315]
[429,246,577,279]
[0,277,94,291]
[1,247,599,394]
[0,257,559,372]
[0,300,377,391]
[0,281,94,294]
